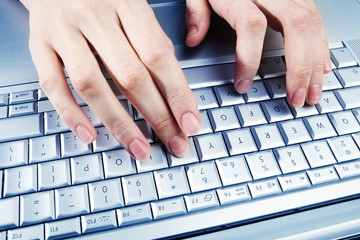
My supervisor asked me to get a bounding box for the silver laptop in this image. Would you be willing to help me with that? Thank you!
[1,0,360,239]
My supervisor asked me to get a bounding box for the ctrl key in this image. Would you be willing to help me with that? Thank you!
[45,217,81,239]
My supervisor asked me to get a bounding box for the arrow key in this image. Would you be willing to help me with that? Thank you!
[307,166,339,185]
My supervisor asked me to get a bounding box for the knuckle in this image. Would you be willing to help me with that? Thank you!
[39,76,55,95]
[117,64,146,94]
[108,119,129,142]
[288,8,311,27]
[167,89,191,107]
[238,12,267,32]
[141,43,170,67]
[151,113,175,136]
[295,66,312,80]
[310,10,323,27]
[70,66,97,96]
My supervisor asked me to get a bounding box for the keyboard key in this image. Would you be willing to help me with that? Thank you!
[245,150,281,180]
[236,103,267,127]
[261,98,293,122]
[102,149,137,178]
[327,135,360,162]
[70,154,104,185]
[243,81,270,103]
[81,210,117,234]
[213,84,245,106]
[0,113,43,142]
[60,132,92,158]
[44,111,70,134]
[0,140,28,169]
[185,161,222,192]
[215,155,252,186]
[55,184,90,219]
[290,104,319,118]
[9,102,37,117]
[334,86,360,109]
[82,105,102,127]
[93,126,121,152]
[0,196,19,230]
[248,178,282,198]
[216,184,251,205]
[192,88,218,110]
[273,145,310,174]
[307,166,339,185]
[301,140,337,168]
[3,164,37,197]
[29,135,60,163]
[303,115,337,139]
[8,224,44,240]
[352,108,360,123]
[335,67,360,87]
[136,143,168,173]
[263,77,286,99]
[38,100,55,113]
[45,217,82,240]
[10,90,37,104]
[329,110,360,135]
[330,47,357,68]
[208,106,240,131]
[322,71,342,90]
[20,190,55,226]
[154,166,190,199]
[88,178,124,212]
[117,203,152,226]
[135,120,154,143]
[251,123,285,150]
[0,106,7,119]
[315,91,343,114]
[167,138,199,167]
[259,56,287,79]
[223,128,258,155]
[121,172,158,205]
[196,110,213,135]
[278,119,312,145]
[151,197,187,219]
[335,160,360,179]
[0,94,8,106]
[194,133,229,161]
[278,172,311,191]
[184,190,219,212]
[38,159,71,191]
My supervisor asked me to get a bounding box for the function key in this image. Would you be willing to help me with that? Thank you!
[10,90,37,104]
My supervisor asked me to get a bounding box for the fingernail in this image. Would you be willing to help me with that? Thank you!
[168,135,188,156]
[181,112,200,135]
[76,125,95,144]
[129,139,150,160]
[186,26,198,45]
[235,79,252,94]
[308,83,322,104]
[291,87,307,107]
[324,56,332,73]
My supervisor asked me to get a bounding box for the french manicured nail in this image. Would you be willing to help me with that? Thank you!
[129,139,150,160]
[168,135,188,156]
[308,83,322,104]
[235,79,252,94]
[291,87,307,107]
[181,112,200,135]
[76,125,94,144]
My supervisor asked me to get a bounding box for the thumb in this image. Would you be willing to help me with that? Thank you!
[185,0,211,47]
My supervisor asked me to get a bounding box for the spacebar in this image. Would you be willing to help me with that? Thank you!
[0,114,43,142]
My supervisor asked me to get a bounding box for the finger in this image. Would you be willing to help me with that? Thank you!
[116,2,201,135]
[50,25,151,160]
[185,0,211,47]
[78,4,191,156]
[29,38,97,144]
[209,0,267,93]
[255,0,315,107]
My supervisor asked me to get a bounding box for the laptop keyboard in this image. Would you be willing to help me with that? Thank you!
[1,43,360,239]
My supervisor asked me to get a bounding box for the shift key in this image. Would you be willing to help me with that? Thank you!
[0,113,43,142]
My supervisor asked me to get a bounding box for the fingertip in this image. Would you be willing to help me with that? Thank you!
[168,135,189,157]
[185,26,199,47]
[306,83,322,105]
[76,124,97,144]
[181,112,201,135]
[128,139,151,160]
[289,87,307,107]
[235,79,252,94]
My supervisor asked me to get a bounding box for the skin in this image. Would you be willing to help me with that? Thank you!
[20,0,331,160]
